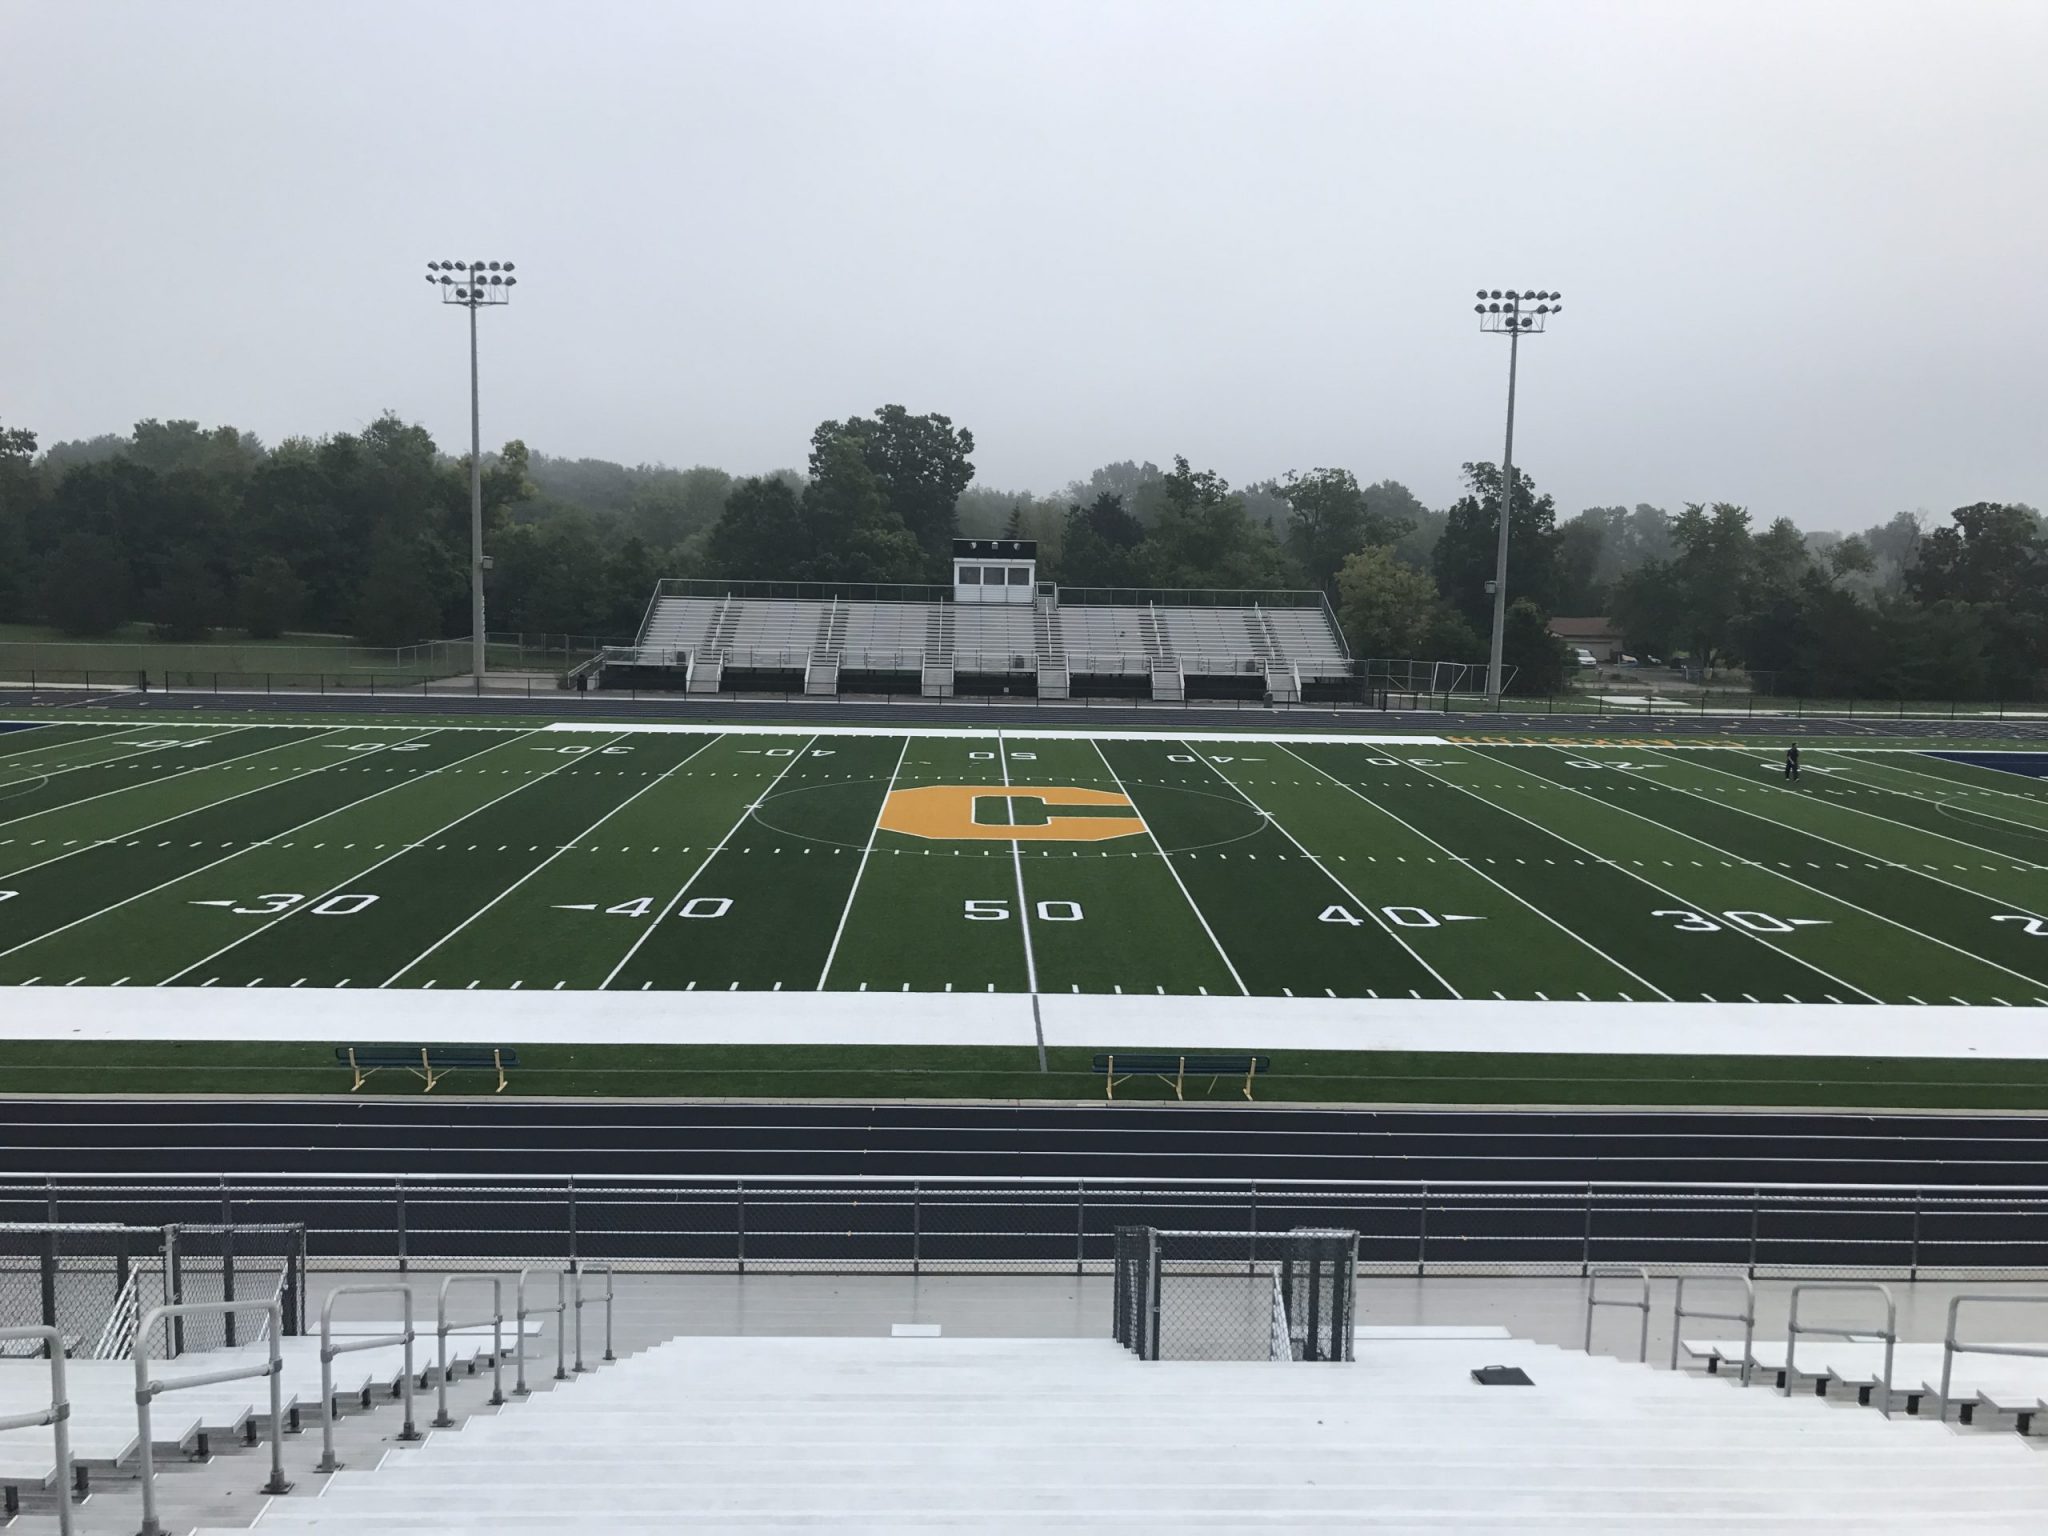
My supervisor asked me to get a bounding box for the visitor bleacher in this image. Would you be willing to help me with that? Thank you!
[601,579,1351,700]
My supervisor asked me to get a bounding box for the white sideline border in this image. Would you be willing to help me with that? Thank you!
[4,987,2043,1058]
[2,716,2046,754]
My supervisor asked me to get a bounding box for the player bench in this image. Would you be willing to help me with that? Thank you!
[1091,1053,1271,1102]
[337,1046,519,1094]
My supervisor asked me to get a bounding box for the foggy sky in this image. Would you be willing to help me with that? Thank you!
[3,0,2043,529]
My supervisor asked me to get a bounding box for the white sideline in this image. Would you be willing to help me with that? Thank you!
[3,986,2043,1058]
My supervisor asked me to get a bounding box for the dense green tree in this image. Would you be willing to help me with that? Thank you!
[142,550,227,641]
[709,475,811,580]
[808,405,974,573]
[1055,492,1147,587]
[1906,502,2046,609]
[804,435,926,583]
[238,555,307,639]
[1431,463,1561,631]
[1501,598,1570,695]
[1335,545,1441,659]
[352,533,443,648]
[40,532,131,635]
[1145,457,1289,590]
[1276,468,1411,597]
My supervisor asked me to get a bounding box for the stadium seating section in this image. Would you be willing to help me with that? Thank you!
[605,583,1352,700]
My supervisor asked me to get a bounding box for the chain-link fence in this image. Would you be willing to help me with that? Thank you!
[0,1222,304,1358]
[1113,1227,1357,1361]
[5,1179,2044,1281]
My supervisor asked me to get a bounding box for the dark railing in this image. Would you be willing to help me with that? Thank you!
[6,1178,2047,1279]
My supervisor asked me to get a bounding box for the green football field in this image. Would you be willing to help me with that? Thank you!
[2,714,2046,1005]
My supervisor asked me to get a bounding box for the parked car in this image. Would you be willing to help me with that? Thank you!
[1574,648,1599,668]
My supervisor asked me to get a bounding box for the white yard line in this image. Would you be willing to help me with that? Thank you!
[1424,747,1882,1002]
[154,728,584,985]
[0,724,262,793]
[1696,747,2048,857]
[1512,747,2046,992]
[996,734,1041,997]
[602,735,821,991]
[0,725,354,834]
[0,723,153,764]
[0,728,512,970]
[1821,749,2048,807]
[1185,739,1462,1000]
[1089,738,1247,995]
[380,733,725,987]
[1695,749,2048,860]
[813,735,912,991]
[0,728,421,884]
[1640,751,2048,927]
[1276,742,1671,1002]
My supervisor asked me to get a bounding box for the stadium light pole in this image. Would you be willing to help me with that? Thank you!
[1475,288,1560,702]
[426,259,517,683]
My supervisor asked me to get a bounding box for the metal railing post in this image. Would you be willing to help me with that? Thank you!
[1583,1266,1652,1363]
[1670,1273,1756,1386]
[1785,1282,1897,1417]
[134,1300,290,1536]
[318,1283,419,1472]
[0,1326,74,1536]
[1415,1183,1429,1278]
[911,1181,921,1276]
[572,1263,616,1371]
[1937,1293,2048,1425]
[433,1274,506,1426]
[511,1267,572,1393]
[1075,1180,1087,1277]
[1909,1189,1922,1282]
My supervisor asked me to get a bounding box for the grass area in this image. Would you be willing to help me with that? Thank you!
[1,716,2046,1107]
[1,1040,2045,1109]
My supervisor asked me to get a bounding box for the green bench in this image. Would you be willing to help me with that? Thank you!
[337,1046,519,1094]
[1090,1053,1271,1102]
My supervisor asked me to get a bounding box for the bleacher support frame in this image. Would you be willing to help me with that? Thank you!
[317,1283,421,1470]
[0,1325,74,1536]
[1937,1293,2048,1428]
[133,1299,292,1536]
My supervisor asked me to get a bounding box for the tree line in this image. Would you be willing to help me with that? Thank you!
[1,407,2038,698]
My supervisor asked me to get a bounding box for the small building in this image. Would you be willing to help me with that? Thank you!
[953,537,1036,605]
[1547,616,1622,662]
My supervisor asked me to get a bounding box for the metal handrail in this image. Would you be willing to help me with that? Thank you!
[1670,1273,1757,1385]
[433,1274,506,1427]
[133,1301,290,1536]
[1584,1266,1651,1362]
[572,1263,616,1373]
[1936,1292,2048,1421]
[1785,1282,1897,1417]
[0,1326,74,1536]
[317,1284,420,1472]
[513,1267,570,1395]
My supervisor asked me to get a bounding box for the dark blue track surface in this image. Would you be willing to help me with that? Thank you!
[2,1099,2044,1184]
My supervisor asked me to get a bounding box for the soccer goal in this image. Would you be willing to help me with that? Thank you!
[1363,657,1516,705]
[1112,1227,1358,1362]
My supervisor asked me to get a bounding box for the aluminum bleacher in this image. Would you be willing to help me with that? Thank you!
[600,580,1351,700]
[193,1329,2048,1533]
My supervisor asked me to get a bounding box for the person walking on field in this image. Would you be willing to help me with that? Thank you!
[1784,743,1801,782]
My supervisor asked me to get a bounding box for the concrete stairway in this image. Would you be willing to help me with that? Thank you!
[197,1334,2048,1533]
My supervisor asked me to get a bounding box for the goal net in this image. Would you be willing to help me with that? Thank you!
[1113,1227,1357,1362]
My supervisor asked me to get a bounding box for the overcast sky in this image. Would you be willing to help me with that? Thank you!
[3,0,2043,529]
